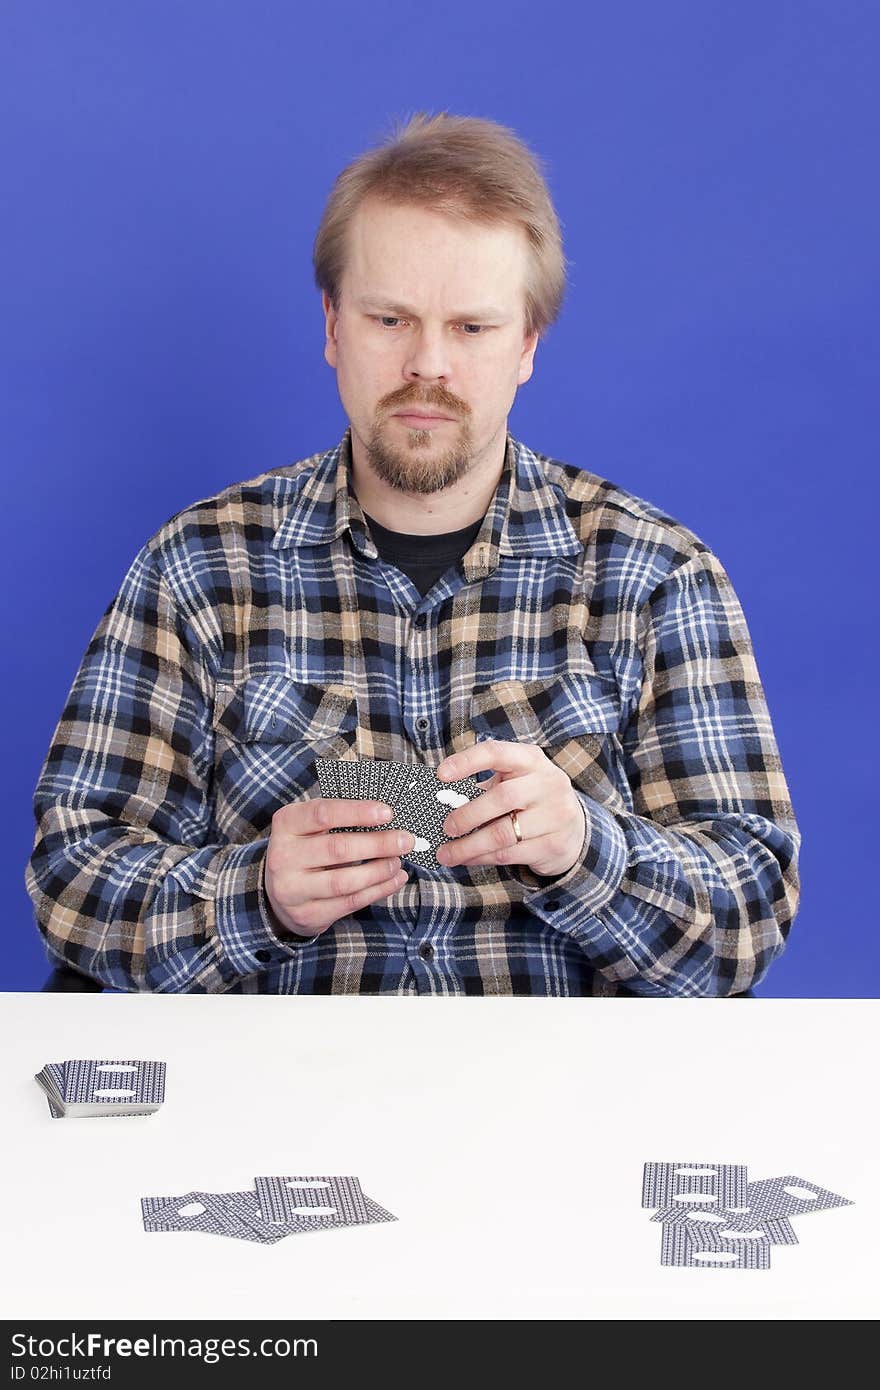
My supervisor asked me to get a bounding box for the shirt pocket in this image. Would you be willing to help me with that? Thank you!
[211,676,358,837]
[469,673,630,812]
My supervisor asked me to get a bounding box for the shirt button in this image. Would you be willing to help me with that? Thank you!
[542,899,561,913]
[415,717,430,732]
[414,614,427,628]
[418,943,434,961]
[255,949,273,963]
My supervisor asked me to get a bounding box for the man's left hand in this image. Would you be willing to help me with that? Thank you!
[435,740,587,878]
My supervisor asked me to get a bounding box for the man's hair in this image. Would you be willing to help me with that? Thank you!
[313,112,565,338]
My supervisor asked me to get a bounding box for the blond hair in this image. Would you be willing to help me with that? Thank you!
[313,113,565,338]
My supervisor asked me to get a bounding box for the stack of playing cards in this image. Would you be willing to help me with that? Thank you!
[35,1059,166,1120]
[315,756,484,869]
[643,1161,854,1268]
[141,1175,396,1244]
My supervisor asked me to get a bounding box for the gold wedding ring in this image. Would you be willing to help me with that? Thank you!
[509,810,523,844]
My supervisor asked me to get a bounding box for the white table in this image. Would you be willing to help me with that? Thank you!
[1,995,877,1321]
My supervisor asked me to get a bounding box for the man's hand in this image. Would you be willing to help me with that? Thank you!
[264,799,413,939]
[435,741,587,878]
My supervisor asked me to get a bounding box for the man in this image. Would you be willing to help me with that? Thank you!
[26,113,800,996]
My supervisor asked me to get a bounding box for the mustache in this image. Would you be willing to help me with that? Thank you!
[378,384,471,418]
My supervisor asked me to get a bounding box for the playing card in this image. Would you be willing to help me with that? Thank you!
[362,1195,398,1225]
[143,1183,398,1243]
[142,1193,239,1238]
[314,756,483,868]
[357,759,391,803]
[642,1162,749,1211]
[680,1220,772,1270]
[314,756,361,800]
[315,758,341,798]
[389,764,484,869]
[315,757,390,836]
[374,760,419,808]
[733,1175,854,1227]
[650,1206,799,1245]
[141,1191,288,1244]
[333,759,363,800]
[62,1059,165,1114]
[255,1175,370,1227]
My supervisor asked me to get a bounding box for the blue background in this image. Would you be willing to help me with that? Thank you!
[2,1,876,994]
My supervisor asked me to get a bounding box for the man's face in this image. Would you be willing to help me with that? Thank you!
[323,198,539,495]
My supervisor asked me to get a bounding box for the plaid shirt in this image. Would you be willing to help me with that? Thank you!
[26,431,800,995]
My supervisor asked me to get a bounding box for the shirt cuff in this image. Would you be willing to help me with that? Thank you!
[518,793,628,927]
[214,839,310,977]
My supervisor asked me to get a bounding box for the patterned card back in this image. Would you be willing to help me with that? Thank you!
[642,1162,748,1210]
[254,1175,370,1227]
[62,1059,166,1107]
[313,757,482,867]
[651,1206,798,1244]
[736,1175,855,1226]
[678,1220,772,1269]
[141,1191,286,1245]
[142,1183,398,1243]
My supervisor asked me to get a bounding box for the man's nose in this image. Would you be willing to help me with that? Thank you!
[402,326,452,382]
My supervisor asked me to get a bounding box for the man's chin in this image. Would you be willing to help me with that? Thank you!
[366,427,473,495]
[374,459,468,495]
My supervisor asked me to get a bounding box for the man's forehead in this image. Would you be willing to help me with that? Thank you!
[343,198,529,305]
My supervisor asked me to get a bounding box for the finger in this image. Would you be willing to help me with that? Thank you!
[291,866,410,934]
[296,827,415,871]
[436,811,532,867]
[438,828,561,870]
[436,741,540,783]
[441,775,543,838]
[275,798,394,836]
[304,856,407,903]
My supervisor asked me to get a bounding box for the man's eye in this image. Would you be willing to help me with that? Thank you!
[459,323,485,335]
[378,316,402,328]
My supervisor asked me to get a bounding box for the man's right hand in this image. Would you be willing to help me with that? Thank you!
[263,798,413,939]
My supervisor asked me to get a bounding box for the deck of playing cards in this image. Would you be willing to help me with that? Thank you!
[643,1161,854,1268]
[315,756,484,869]
[35,1059,166,1119]
[142,1175,396,1244]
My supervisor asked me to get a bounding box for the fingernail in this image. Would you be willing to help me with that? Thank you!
[374,804,392,820]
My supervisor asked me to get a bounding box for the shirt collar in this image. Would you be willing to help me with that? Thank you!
[272,429,583,574]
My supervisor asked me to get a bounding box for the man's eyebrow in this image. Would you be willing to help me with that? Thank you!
[355,297,507,320]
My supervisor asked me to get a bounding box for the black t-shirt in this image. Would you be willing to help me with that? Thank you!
[363,510,484,597]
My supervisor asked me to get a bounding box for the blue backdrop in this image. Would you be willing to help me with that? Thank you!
[2,0,876,994]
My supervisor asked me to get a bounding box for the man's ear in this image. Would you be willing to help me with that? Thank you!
[322,291,339,368]
[517,329,539,386]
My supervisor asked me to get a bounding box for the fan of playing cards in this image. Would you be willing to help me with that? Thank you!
[315,756,484,870]
[142,1175,396,1244]
[35,1058,166,1119]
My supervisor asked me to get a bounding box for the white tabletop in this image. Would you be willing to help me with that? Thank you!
[1,994,877,1321]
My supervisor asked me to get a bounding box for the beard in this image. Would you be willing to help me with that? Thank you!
[365,387,475,495]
